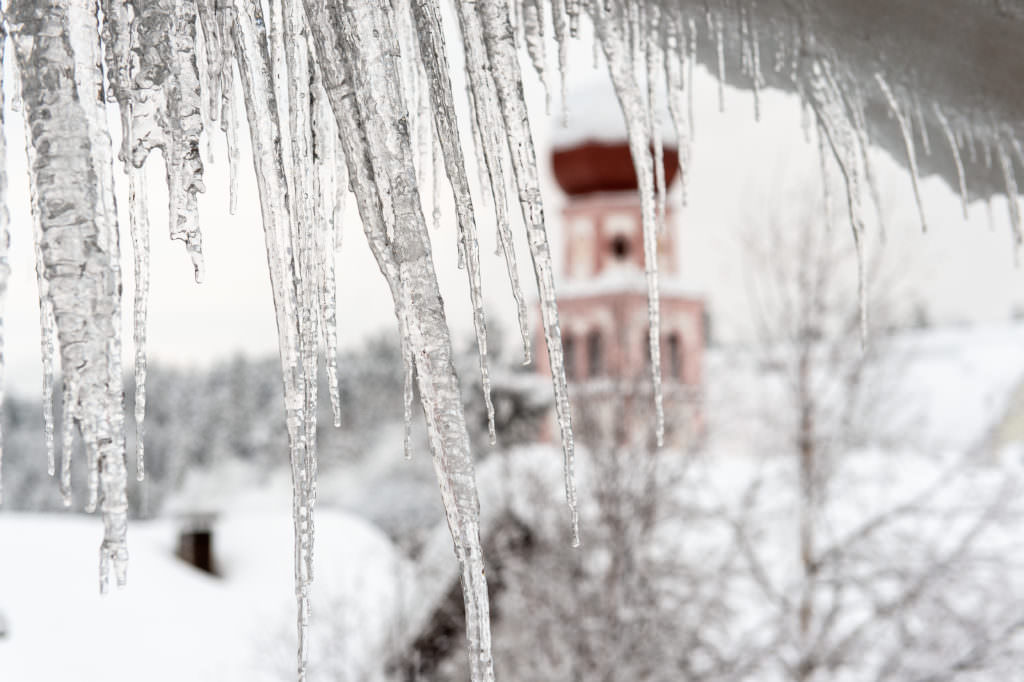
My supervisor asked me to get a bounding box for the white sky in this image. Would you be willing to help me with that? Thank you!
[4,27,1023,397]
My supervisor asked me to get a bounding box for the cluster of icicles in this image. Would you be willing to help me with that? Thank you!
[0,0,1019,679]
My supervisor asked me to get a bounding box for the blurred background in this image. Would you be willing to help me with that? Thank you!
[4,11,1024,682]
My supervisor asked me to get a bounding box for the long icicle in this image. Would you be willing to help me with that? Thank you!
[282,0,320,570]
[805,57,869,345]
[410,0,496,444]
[230,1,313,676]
[128,169,150,481]
[457,12,532,365]
[0,30,9,504]
[305,0,495,676]
[473,0,579,543]
[311,70,342,428]
[594,1,665,447]
[12,0,129,589]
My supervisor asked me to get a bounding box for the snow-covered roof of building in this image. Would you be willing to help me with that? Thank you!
[556,264,701,300]
[0,509,413,682]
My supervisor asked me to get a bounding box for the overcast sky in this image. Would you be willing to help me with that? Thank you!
[4,27,1023,397]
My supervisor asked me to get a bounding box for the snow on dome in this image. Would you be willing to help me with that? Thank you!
[552,79,676,150]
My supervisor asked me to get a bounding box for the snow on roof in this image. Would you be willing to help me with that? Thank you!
[0,509,413,682]
[556,262,701,300]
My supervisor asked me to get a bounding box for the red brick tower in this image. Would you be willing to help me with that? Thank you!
[535,140,705,447]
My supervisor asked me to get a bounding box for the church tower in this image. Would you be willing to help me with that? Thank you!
[535,138,705,447]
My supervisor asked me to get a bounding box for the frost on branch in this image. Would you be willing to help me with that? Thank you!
[2,0,1024,680]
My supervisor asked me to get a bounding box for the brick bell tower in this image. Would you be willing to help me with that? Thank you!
[535,139,705,448]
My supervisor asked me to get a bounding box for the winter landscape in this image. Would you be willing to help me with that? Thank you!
[3,0,1024,680]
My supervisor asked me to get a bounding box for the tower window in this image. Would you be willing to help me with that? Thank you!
[587,330,604,378]
[563,335,577,381]
[668,333,683,380]
[611,235,630,260]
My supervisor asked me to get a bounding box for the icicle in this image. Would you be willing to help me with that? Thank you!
[996,140,1023,256]
[0,34,9,505]
[965,123,979,166]
[750,6,762,122]
[129,169,150,481]
[875,74,927,232]
[230,2,315,676]
[195,0,223,124]
[41,305,56,478]
[408,0,497,444]
[22,67,57,479]
[312,73,342,428]
[403,343,414,460]
[459,15,532,366]
[551,0,570,127]
[817,121,832,226]
[473,0,578,537]
[687,17,696,138]
[217,0,237,134]
[646,13,667,233]
[715,12,725,112]
[665,24,691,206]
[13,0,129,587]
[847,84,886,240]
[913,92,931,156]
[804,58,869,345]
[334,144,348,248]
[566,0,581,37]
[466,83,492,213]
[596,5,665,447]
[523,0,550,114]
[60,381,76,506]
[225,70,241,215]
[307,1,497,677]
[129,0,207,280]
[101,0,152,483]
[933,103,969,219]
[431,132,442,232]
[85,441,99,514]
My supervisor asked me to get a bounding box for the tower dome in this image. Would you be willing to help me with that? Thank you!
[551,81,680,196]
[552,142,679,196]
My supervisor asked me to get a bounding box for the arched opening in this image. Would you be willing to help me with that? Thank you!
[667,333,683,380]
[563,334,577,381]
[587,330,604,378]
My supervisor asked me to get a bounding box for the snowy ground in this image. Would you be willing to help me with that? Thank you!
[2,323,1024,680]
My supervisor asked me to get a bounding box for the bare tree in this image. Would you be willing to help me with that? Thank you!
[710,195,1024,681]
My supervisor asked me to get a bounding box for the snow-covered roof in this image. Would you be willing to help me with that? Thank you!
[0,509,413,682]
[556,264,701,300]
